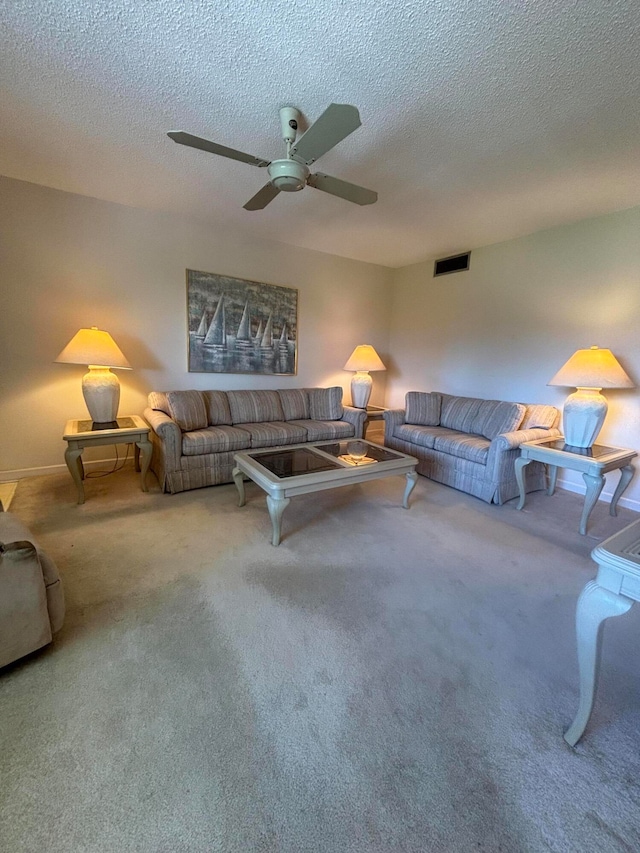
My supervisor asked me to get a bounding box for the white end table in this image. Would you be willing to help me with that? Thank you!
[515,437,636,535]
[564,519,640,746]
[63,415,152,504]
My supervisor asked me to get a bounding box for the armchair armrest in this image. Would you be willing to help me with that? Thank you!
[341,405,367,439]
[143,407,182,471]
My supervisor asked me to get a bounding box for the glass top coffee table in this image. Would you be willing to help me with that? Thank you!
[232,439,419,546]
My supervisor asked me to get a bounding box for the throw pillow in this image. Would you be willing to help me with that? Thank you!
[166,390,208,431]
[520,404,559,430]
[405,392,442,426]
[308,387,343,421]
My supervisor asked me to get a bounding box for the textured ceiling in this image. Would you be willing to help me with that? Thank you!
[2,0,640,267]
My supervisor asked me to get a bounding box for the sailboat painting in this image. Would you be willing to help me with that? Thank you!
[187,269,298,374]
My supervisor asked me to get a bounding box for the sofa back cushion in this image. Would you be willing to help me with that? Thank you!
[439,395,482,433]
[277,389,310,421]
[166,390,208,431]
[405,392,442,426]
[227,390,285,424]
[202,390,232,426]
[521,404,559,430]
[470,400,526,440]
[308,387,343,421]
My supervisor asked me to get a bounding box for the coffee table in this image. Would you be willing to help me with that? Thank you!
[232,439,418,546]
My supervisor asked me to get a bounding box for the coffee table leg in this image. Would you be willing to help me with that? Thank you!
[515,457,530,510]
[580,472,605,535]
[266,495,290,546]
[403,471,418,508]
[610,463,635,517]
[232,467,246,507]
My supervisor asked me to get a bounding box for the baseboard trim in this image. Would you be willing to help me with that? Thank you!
[1,457,125,482]
[556,474,640,513]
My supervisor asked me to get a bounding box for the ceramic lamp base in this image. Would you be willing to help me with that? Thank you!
[562,388,607,448]
[350,371,372,408]
[82,366,120,423]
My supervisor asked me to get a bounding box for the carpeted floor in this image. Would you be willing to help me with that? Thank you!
[2,465,640,852]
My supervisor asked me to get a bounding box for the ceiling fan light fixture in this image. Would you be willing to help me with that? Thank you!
[267,159,309,192]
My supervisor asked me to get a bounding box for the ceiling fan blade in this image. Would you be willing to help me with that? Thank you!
[307,172,377,206]
[167,131,270,168]
[243,183,281,211]
[290,103,362,165]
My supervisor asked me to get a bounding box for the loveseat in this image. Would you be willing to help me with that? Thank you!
[383,392,560,504]
[144,387,367,494]
[0,505,65,668]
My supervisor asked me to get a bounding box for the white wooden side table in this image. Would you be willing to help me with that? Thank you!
[564,518,640,746]
[63,415,152,504]
[515,437,636,535]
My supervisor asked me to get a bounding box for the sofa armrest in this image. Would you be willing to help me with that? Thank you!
[487,427,561,480]
[382,408,406,438]
[341,405,367,439]
[144,407,182,471]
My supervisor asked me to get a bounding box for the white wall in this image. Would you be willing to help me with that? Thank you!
[0,176,393,477]
[387,205,640,509]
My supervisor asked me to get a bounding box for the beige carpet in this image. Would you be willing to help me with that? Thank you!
[2,465,640,852]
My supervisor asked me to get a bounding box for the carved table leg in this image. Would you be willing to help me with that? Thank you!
[65,446,85,505]
[266,495,290,546]
[136,438,152,492]
[547,464,558,496]
[564,580,633,746]
[232,467,246,507]
[403,471,418,508]
[515,457,530,510]
[580,472,605,535]
[610,463,635,517]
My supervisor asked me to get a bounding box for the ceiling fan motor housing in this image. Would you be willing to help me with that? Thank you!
[268,158,309,192]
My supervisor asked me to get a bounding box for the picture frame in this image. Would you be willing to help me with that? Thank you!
[186,269,298,375]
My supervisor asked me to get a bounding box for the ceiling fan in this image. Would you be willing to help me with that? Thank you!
[167,103,377,211]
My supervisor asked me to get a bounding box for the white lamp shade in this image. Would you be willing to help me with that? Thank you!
[343,345,386,372]
[548,346,633,389]
[55,327,131,369]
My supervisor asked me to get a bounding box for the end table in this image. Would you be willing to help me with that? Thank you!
[515,437,636,535]
[63,415,152,504]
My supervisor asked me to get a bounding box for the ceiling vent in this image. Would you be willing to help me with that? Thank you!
[433,252,471,277]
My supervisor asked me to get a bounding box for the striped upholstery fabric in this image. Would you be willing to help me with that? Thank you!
[227,390,285,424]
[439,394,482,432]
[470,400,525,440]
[394,424,439,448]
[405,392,442,426]
[278,389,310,421]
[238,421,307,448]
[290,419,353,441]
[181,425,251,456]
[148,391,171,414]
[521,404,559,430]
[202,390,232,426]
[308,387,343,421]
[166,390,208,431]
[433,432,491,464]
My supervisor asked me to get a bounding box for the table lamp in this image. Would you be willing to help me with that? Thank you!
[343,344,386,408]
[547,346,634,448]
[55,327,131,424]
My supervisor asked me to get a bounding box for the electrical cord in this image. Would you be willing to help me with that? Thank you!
[85,443,132,478]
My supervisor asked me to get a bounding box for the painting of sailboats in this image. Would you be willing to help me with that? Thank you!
[187,269,298,374]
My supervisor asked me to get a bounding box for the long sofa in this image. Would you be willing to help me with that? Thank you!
[383,391,560,504]
[144,387,366,494]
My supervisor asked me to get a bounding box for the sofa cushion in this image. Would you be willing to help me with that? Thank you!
[181,425,251,456]
[277,389,310,421]
[202,390,233,426]
[166,390,208,431]
[227,390,285,424]
[148,391,171,415]
[308,387,343,421]
[521,404,558,430]
[405,391,442,426]
[439,395,483,433]
[433,432,491,465]
[290,419,354,441]
[470,400,526,440]
[238,421,308,448]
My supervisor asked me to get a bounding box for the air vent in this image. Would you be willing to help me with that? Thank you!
[433,252,471,277]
